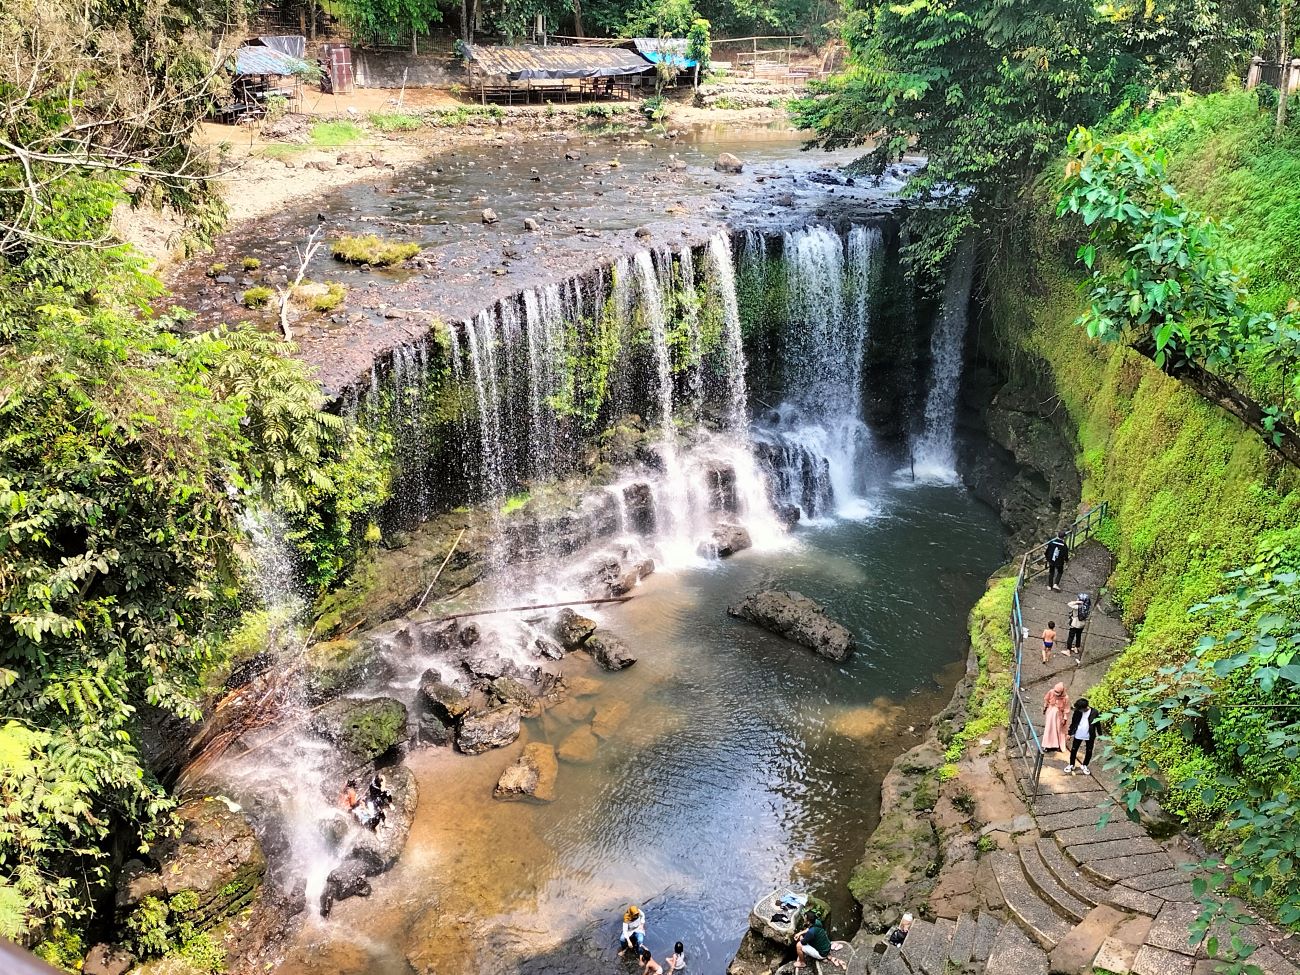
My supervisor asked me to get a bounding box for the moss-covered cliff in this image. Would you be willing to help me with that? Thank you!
[981,89,1300,882]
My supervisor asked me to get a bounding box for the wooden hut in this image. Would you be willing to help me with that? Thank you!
[463,44,653,104]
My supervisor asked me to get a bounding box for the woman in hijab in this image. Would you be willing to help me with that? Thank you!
[1042,682,1070,752]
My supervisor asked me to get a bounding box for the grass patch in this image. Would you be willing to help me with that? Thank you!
[331,235,420,267]
[309,120,364,147]
[368,111,423,132]
[206,262,227,276]
[241,286,274,309]
[293,280,348,312]
[240,256,260,271]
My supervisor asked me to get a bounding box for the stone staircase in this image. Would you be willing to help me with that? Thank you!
[864,542,1300,975]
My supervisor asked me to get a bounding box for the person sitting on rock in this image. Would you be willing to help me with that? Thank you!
[795,914,844,970]
[619,905,646,957]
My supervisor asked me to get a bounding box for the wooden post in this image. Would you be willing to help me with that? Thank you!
[1247,54,1265,89]
[752,37,757,78]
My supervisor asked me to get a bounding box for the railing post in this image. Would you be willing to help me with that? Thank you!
[1247,54,1265,89]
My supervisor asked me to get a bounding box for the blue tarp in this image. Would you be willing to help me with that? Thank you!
[631,38,697,69]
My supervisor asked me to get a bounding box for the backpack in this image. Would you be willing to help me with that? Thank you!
[1075,594,1091,621]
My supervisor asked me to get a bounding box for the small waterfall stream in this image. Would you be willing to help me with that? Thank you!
[912,241,977,479]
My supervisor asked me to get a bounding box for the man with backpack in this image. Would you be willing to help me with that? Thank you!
[1044,530,1069,591]
[1066,593,1091,655]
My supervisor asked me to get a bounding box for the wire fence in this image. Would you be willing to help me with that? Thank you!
[1006,501,1110,797]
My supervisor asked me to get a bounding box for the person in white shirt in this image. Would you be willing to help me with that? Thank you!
[619,905,646,956]
[1065,698,1102,774]
[665,941,686,973]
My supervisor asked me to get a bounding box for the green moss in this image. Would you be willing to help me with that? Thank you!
[912,776,937,811]
[501,491,530,515]
[331,235,420,267]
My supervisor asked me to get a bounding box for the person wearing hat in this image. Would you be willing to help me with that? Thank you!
[619,905,647,956]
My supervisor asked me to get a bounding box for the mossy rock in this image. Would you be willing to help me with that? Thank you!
[302,637,392,703]
[309,696,408,762]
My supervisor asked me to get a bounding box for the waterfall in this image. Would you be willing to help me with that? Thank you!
[753,225,881,520]
[912,241,976,480]
[465,309,506,502]
[634,250,674,433]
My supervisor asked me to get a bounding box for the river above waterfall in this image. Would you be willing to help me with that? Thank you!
[267,478,1003,975]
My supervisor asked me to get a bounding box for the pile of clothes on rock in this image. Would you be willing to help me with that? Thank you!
[343,772,393,830]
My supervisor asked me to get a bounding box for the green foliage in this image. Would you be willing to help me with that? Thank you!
[294,280,348,313]
[179,932,226,973]
[308,120,364,148]
[621,0,701,37]
[126,895,173,957]
[336,0,442,45]
[241,286,274,309]
[792,0,1139,279]
[331,234,421,266]
[1058,125,1300,433]
[240,257,261,271]
[34,927,83,970]
[501,491,531,515]
[368,111,423,132]
[686,18,711,74]
[642,95,669,121]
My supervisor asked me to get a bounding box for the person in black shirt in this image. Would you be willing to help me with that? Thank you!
[1044,531,1069,591]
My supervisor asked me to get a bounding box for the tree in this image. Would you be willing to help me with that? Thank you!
[686,17,712,88]
[791,0,1139,279]
[337,0,443,50]
[1057,127,1300,466]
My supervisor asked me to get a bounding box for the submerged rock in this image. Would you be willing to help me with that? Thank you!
[557,726,598,764]
[456,705,522,754]
[310,696,409,762]
[490,675,538,715]
[551,607,597,649]
[587,632,637,671]
[728,590,855,662]
[715,152,744,173]
[493,742,559,801]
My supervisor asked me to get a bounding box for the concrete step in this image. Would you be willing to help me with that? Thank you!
[1018,843,1090,922]
[916,917,956,975]
[1035,838,1110,907]
[990,851,1072,949]
[1077,851,1174,885]
[868,947,910,975]
[971,911,1001,965]
[984,920,1048,975]
[899,918,937,973]
[947,912,978,968]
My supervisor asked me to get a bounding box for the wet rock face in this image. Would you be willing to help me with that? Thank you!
[706,464,740,513]
[417,672,471,744]
[493,742,559,802]
[310,696,409,763]
[456,704,522,754]
[774,503,801,530]
[622,482,657,534]
[83,944,136,975]
[586,632,637,671]
[116,798,266,930]
[706,523,753,558]
[302,636,393,704]
[346,765,419,873]
[728,590,855,662]
[551,607,597,649]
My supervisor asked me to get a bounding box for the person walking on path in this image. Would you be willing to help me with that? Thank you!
[1044,530,1069,591]
[1042,682,1070,752]
[1041,621,1057,665]
[1066,593,1091,655]
[1065,697,1103,774]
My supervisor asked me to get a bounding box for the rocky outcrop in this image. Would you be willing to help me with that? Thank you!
[587,633,637,671]
[728,590,855,662]
[83,944,135,975]
[416,671,470,744]
[706,464,740,513]
[623,482,657,533]
[715,152,744,173]
[493,742,559,801]
[116,798,265,931]
[302,636,392,704]
[310,696,409,763]
[345,765,418,872]
[456,705,522,754]
[551,608,597,649]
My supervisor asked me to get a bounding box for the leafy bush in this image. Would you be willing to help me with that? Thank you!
[331,234,420,267]
[241,285,274,308]
[240,256,260,271]
[641,95,668,121]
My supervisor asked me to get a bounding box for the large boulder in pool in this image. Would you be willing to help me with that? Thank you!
[456,704,522,754]
[728,590,855,662]
[345,765,418,873]
[310,696,409,763]
[587,633,637,671]
[703,523,752,558]
[416,670,471,744]
[551,607,597,649]
[493,743,559,802]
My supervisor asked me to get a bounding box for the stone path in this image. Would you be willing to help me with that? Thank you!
[864,541,1300,975]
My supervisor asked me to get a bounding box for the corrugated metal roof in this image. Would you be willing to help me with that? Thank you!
[631,37,697,68]
[465,44,653,80]
[231,45,309,77]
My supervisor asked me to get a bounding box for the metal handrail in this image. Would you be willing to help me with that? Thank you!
[1,940,61,974]
[1006,502,1110,797]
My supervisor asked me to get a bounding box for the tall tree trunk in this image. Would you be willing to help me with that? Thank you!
[573,0,585,37]
[461,0,471,43]
[1279,0,1291,135]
